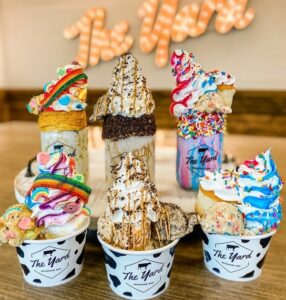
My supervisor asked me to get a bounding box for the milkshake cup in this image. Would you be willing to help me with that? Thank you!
[0,151,92,287]
[97,153,196,299]
[202,230,275,282]
[90,53,156,187]
[98,235,178,299]
[177,133,223,190]
[170,49,235,191]
[197,150,283,281]
[27,62,89,179]
[105,135,155,186]
[40,126,88,177]
[16,220,89,287]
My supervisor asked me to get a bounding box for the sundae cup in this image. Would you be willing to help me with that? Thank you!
[90,53,156,187]
[170,49,235,190]
[197,149,283,281]
[27,62,89,178]
[0,151,92,287]
[98,153,196,299]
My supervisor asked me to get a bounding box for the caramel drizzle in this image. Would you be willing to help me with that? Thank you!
[109,155,171,250]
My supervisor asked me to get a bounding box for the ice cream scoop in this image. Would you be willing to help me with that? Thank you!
[152,203,198,242]
[200,202,245,236]
[197,149,283,236]
[237,149,283,235]
[98,153,195,251]
[98,153,161,250]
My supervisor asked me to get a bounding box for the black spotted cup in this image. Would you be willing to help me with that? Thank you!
[98,235,178,300]
[201,230,276,281]
[15,220,89,287]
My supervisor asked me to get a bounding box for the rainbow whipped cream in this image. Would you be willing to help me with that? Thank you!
[27,62,88,115]
[198,149,283,235]
[25,151,91,238]
[170,49,235,118]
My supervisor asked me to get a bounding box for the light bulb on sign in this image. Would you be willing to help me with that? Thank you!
[63,7,134,68]
[64,1,254,69]
[138,0,255,67]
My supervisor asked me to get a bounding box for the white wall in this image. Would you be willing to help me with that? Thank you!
[0,0,285,90]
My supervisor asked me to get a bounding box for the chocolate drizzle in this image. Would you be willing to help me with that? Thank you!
[90,53,155,122]
[103,153,170,250]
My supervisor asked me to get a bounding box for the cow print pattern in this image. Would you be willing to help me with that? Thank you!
[16,247,24,258]
[257,254,267,269]
[76,247,85,265]
[241,270,254,278]
[169,247,176,257]
[16,229,87,286]
[75,231,86,244]
[103,252,117,269]
[202,233,209,245]
[153,283,166,295]
[110,250,126,257]
[33,279,41,283]
[102,244,175,298]
[260,237,272,248]
[153,252,161,258]
[21,264,30,276]
[203,236,272,281]
[62,269,76,281]
[204,250,211,262]
[109,274,121,287]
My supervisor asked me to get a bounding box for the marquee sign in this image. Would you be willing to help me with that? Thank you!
[64,0,255,68]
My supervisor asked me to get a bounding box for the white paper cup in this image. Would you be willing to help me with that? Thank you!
[98,235,179,300]
[15,220,90,287]
[201,230,276,281]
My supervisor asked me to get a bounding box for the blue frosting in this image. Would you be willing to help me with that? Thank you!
[237,150,283,234]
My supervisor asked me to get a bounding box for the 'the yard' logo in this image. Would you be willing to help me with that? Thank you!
[30,246,71,279]
[123,259,164,293]
[186,144,219,176]
[213,241,253,273]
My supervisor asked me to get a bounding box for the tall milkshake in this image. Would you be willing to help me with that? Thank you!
[170,50,236,190]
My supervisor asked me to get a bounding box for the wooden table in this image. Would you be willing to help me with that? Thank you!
[0,121,285,300]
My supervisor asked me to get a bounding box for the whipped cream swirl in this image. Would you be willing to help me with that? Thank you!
[106,153,160,225]
[170,49,235,117]
[27,62,88,115]
[237,149,283,235]
[25,151,90,231]
[91,53,155,121]
[199,149,283,235]
[200,169,242,202]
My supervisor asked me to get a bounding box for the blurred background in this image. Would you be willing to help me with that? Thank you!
[0,0,285,135]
